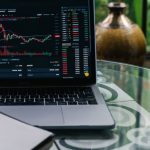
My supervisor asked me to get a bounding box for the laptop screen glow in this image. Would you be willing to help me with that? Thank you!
[0,0,91,79]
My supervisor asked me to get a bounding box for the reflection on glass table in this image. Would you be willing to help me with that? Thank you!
[51,60,150,150]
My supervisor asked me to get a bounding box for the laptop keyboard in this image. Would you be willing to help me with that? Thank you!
[0,87,97,106]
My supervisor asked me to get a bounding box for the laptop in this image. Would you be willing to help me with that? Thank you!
[0,0,115,129]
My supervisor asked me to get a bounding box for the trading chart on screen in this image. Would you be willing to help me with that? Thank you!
[0,0,91,79]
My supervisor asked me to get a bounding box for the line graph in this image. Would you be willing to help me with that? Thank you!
[0,23,54,56]
[0,9,60,57]
[0,24,52,44]
[0,19,60,56]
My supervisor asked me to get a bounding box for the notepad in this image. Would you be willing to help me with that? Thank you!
[0,113,54,150]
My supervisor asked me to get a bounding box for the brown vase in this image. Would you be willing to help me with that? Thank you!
[96,2,146,66]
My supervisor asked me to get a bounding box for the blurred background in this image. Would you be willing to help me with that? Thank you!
[95,0,150,68]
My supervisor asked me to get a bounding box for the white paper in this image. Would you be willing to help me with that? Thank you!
[0,113,53,150]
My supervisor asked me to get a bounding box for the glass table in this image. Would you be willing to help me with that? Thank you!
[50,60,150,150]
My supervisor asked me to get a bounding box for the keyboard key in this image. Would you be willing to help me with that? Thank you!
[78,102,88,105]
[55,98,64,102]
[45,101,57,105]
[88,101,97,105]
[58,102,67,105]
[68,102,77,105]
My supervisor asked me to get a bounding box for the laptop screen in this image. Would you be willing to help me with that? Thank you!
[0,0,95,81]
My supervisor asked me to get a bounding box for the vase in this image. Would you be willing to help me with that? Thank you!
[96,2,146,66]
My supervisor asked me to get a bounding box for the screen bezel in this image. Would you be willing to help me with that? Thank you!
[0,0,96,87]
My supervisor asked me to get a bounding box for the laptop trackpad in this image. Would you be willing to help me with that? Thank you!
[62,105,106,126]
[0,106,63,126]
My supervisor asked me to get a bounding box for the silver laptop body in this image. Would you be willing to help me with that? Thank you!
[0,0,115,129]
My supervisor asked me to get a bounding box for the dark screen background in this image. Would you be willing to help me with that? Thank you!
[0,0,91,79]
